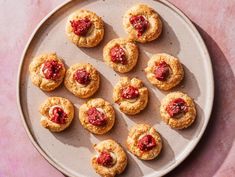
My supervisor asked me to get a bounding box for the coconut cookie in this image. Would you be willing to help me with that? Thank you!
[29,53,66,91]
[126,124,162,160]
[92,139,127,177]
[160,92,196,129]
[123,4,162,43]
[64,63,100,98]
[145,53,184,91]
[39,97,74,132]
[103,38,138,73]
[65,9,104,47]
[79,98,115,135]
[113,77,148,115]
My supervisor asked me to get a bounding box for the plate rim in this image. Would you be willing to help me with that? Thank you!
[17,0,214,177]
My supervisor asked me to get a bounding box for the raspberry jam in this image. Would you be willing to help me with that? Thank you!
[70,18,92,36]
[50,107,67,124]
[166,98,188,117]
[110,45,127,65]
[73,69,91,85]
[137,135,156,151]
[87,107,107,126]
[121,86,139,99]
[129,15,149,37]
[97,151,114,167]
[42,60,62,80]
[154,61,170,81]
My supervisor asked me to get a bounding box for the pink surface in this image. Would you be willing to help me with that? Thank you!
[0,0,234,177]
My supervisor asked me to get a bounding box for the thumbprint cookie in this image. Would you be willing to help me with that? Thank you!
[65,9,104,47]
[126,124,162,160]
[103,38,138,73]
[79,98,115,135]
[64,63,100,98]
[91,139,127,177]
[123,4,162,43]
[39,97,74,132]
[145,53,184,90]
[29,53,66,91]
[160,92,196,129]
[113,77,148,115]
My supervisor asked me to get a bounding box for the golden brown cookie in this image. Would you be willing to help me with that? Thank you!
[65,9,104,47]
[103,38,139,73]
[64,63,100,98]
[160,91,196,129]
[145,53,184,90]
[39,97,74,132]
[91,139,127,177]
[113,77,148,115]
[29,53,66,91]
[126,124,162,160]
[79,98,115,135]
[123,4,162,43]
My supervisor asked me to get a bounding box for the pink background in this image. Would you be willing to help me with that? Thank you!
[0,0,234,177]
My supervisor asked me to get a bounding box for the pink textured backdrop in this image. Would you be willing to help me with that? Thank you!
[0,0,234,177]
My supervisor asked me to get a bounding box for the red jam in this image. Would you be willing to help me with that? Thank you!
[166,98,188,117]
[129,15,149,37]
[73,69,91,85]
[154,61,170,81]
[97,151,114,167]
[51,107,67,124]
[42,60,62,80]
[137,135,156,151]
[87,107,107,126]
[121,86,139,99]
[70,18,92,36]
[110,45,127,65]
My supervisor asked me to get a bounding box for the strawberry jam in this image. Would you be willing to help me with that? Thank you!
[121,86,139,99]
[110,45,127,65]
[87,107,107,126]
[73,69,91,85]
[42,60,62,80]
[137,135,156,151]
[70,18,92,36]
[130,15,149,37]
[166,98,188,117]
[154,61,170,81]
[97,151,114,167]
[50,107,67,124]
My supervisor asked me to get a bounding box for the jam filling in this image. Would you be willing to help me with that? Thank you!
[70,18,92,36]
[97,151,114,167]
[129,15,149,37]
[154,61,170,81]
[42,60,62,80]
[137,134,156,151]
[110,45,127,65]
[73,69,91,85]
[50,107,67,124]
[121,86,139,99]
[166,98,188,117]
[87,107,107,126]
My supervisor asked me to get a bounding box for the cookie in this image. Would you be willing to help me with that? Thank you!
[39,97,74,132]
[64,63,100,98]
[113,77,148,115]
[65,9,104,47]
[91,139,127,177]
[103,38,139,73]
[160,91,196,129]
[79,98,115,135]
[126,124,162,160]
[29,53,66,91]
[145,53,184,90]
[123,4,162,43]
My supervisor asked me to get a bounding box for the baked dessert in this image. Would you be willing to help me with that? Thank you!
[64,63,100,98]
[65,9,104,47]
[160,91,196,129]
[126,124,162,160]
[113,77,148,115]
[123,4,162,43]
[145,53,184,90]
[29,53,66,91]
[39,97,74,132]
[91,139,127,177]
[103,38,138,73]
[79,98,115,135]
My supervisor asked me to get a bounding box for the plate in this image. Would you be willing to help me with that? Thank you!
[17,0,214,176]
